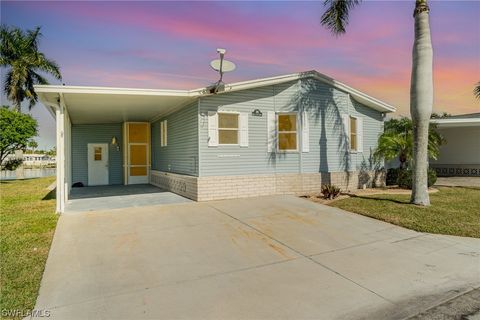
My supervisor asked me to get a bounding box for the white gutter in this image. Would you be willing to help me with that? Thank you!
[430,118,480,128]
[34,85,195,97]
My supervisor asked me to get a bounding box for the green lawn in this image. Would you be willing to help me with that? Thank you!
[330,187,480,238]
[0,177,58,319]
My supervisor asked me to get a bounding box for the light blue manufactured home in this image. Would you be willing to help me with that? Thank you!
[36,71,395,212]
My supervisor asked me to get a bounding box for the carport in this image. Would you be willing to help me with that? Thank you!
[66,184,191,213]
[35,85,201,213]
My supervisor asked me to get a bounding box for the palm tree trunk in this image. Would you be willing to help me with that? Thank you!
[410,0,433,206]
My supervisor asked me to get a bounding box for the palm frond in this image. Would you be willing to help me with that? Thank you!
[321,0,362,35]
[475,82,480,99]
[36,54,62,80]
[0,25,62,109]
[31,71,48,85]
[374,118,444,166]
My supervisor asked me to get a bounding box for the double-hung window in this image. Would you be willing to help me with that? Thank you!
[277,113,297,151]
[218,113,239,145]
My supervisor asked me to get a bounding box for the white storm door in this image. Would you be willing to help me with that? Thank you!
[87,143,109,186]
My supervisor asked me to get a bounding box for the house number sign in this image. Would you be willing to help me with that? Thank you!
[252,109,263,117]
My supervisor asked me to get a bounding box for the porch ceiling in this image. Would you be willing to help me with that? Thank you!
[36,87,197,124]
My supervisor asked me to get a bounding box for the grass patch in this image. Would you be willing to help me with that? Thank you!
[0,177,58,318]
[329,187,480,238]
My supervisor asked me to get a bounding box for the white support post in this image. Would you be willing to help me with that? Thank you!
[55,103,65,213]
[59,94,72,204]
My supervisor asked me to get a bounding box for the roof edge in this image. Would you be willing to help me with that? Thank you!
[204,70,396,113]
[430,117,480,128]
[34,70,397,113]
[34,85,195,97]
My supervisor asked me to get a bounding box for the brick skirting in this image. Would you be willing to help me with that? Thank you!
[150,170,385,202]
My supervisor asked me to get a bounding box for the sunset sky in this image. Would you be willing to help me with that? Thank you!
[1,0,479,148]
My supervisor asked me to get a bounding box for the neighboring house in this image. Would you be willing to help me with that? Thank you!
[430,113,480,177]
[1,151,55,169]
[23,153,56,166]
[35,70,395,213]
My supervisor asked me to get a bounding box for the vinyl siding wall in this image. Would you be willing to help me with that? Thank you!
[151,101,199,176]
[198,78,384,176]
[71,124,123,185]
[430,127,480,165]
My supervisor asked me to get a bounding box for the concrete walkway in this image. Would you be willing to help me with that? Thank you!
[34,195,480,319]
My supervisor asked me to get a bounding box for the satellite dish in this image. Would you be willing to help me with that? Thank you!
[209,48,236,93]
[210,59,236,73]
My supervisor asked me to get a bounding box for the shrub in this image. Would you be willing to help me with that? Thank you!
[321,184,341,200]
[397,169,412,189]
[397,168,437,189]
[386,168,400,186]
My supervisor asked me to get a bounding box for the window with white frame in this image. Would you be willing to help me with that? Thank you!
[277,113,297,151]
[350,116,357,151]
[342,114,363,153]
[218,113,239,145]
[160,120,167,147]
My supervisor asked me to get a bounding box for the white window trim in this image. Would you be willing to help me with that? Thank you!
[218,111,240,146]
[350,115,357,153]
[276,112,299,153]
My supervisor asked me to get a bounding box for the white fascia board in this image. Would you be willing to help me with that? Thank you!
[34,85,196,97]
[430,118,480,128]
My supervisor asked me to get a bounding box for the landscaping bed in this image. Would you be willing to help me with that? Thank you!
[0,177,58,319]
[308,186,479,238]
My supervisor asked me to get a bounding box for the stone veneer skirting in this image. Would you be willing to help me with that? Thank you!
[150,170,385,202]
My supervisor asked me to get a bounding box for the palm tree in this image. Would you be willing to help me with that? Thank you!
[27,139,38,153]
[0,25,61,111]
[321,0,434,205]
[475,82,480,99]
[374,118,444,169]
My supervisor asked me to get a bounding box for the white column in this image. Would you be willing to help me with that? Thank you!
[55,105,65,213]
[59,94,71,204]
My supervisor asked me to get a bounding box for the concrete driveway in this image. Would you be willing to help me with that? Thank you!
[34,195,480,319]
[435,176,480,188]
